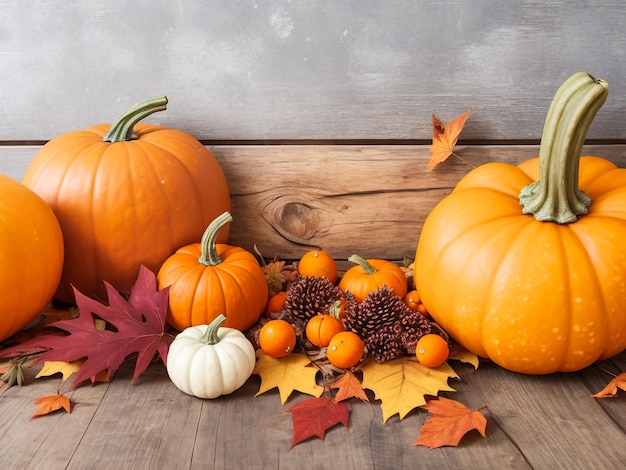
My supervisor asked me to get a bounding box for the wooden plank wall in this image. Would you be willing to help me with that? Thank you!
[2,1,626,260]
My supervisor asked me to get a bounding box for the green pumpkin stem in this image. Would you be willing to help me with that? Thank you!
[103,95,168,143]
[199,314,227,345]
[347,254,377,274]
[198,211,232,266]
[519,72,608,223]
[328,300,343,319]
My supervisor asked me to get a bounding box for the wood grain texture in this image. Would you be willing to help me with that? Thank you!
[1,1,626,141]
[2,353,625,469]
[3,144,626,261]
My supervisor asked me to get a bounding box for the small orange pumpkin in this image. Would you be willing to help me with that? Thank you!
[339,254,407,302]
[0,175,64,341]
[305,302,346,348]
[23,96,230,304]
[157,211,268,331]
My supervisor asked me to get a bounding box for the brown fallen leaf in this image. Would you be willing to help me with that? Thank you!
[427,110,471,170]
[31,394,72,419]
[329,370,369,402]
[591,372,626,398]
[414,397,487,449]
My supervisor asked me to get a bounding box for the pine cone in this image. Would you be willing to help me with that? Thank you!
[366,328,405,362]
[342,285,402,338]
[282,275,343,322]
[343,285,432,363]
[400,310,432,354]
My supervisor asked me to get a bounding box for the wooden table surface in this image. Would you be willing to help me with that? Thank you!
[1,346,625,469]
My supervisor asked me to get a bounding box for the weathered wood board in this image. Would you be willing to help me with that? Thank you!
[1,352,625,469]
[3,144,626,260]
[1,1,626,142]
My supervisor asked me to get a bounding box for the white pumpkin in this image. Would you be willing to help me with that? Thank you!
[167,314,256,399]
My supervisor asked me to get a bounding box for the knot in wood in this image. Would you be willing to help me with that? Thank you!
[277,202,320,240]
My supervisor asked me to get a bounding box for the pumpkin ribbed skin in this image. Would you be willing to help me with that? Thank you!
[339,255,408,303]
[0,175,64,341]
[157,212,268,331]
[23,104,230,304]
[158,243,268,331]
[415,74,626,374]
[416,157,626,373]
[166,315,256,399]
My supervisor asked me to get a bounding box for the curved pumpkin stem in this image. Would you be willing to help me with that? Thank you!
[103,95,168,143]
[328,300,343,319]
[519,72,608,223]
[347,254,377,274]
[199,314,227,345]
[198,211,232,266]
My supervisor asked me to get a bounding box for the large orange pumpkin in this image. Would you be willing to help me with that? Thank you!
[415,72,626,374]
[0,175,64,341]
[157,212,268,331]
[23,96,230,304]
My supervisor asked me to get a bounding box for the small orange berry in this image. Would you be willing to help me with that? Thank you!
[417,304,429,316]
[327,331,364,369]
[259,319,296,358]
[415,334,449,368]
[298,250,338,283]
[404,290,422,312]
[264,291,287,317]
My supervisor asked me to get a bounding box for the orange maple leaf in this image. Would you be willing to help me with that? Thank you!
[591,372,626,398]
[427,110,471,170]
[31,394,72,419]
[414,397,486,449]
[329,370,369,402]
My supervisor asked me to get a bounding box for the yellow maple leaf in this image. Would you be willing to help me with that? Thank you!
[36,360,83,382]
[361,356,458,424]
[253,350,323,404]
[448,344,480,369]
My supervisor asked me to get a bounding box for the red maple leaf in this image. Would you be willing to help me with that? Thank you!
[34,265,172,390]
[286,397,349,449]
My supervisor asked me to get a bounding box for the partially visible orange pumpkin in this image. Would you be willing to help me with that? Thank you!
[0,175,64,341]
[415,72,626,374]
[339,254,407,302]
[23,96,230,304]
[157,211,268,331]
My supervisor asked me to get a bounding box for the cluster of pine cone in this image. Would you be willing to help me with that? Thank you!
[273,275,431,363]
